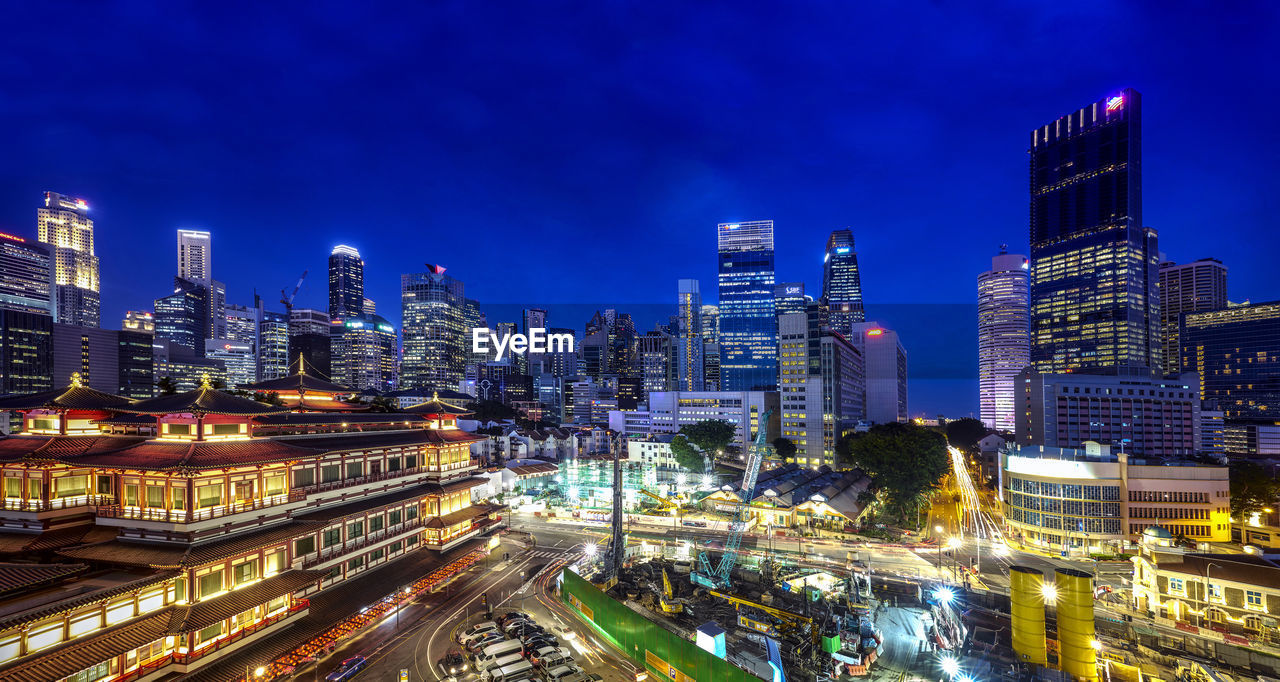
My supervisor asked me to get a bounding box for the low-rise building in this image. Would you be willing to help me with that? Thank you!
[647,390,779,454]
[500,459,558,494]
[1001,442,1231,555]
[626,434,679,469]
[1132,535,1280,648]
[702,464,870,530]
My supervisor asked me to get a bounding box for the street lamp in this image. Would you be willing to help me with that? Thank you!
[947,537,963,582]
[1204,561,1223,625]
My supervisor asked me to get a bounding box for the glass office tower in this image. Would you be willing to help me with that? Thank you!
[1029,88,1159,374]
[717,220,777,391]
[822,229,864,334]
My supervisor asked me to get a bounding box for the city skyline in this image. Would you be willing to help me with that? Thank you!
[2,6,1276,333]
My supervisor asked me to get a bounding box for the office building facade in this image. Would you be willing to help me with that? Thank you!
[51,324,154,398]
[176,229,226,338]
[717,220,777,391]
[328,245,365,320]
[37,191,100,327]
[1158,258,1227,375]
[978,248,1030,431]
[848,322,907,424]
[330,313,398,391]
[1029,89,1159,373]
[1016,370,1200,457]
[122,311,154,334]
[637,330,678,392]
[0,233,54,395]
[1002,442,1230,555]
[1181,301,1280,420]
[154,278,209,358]
[288,308,332,378]
[822,229,864,334]
[259,310,290,381]
[400,266,466,390]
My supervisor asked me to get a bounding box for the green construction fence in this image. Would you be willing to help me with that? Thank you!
[559,568,764,682]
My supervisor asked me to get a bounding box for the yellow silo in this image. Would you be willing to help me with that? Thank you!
[1055,568,1098,681]
[1009,565,1048,666]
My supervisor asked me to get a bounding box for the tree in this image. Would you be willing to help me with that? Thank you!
[944,417,987,451]
[469,400,516,423]
[670,435,704,473]
[1230,461,1280,519]
[157,377,178,396]
[771,437,797,460]
[254,391,284,406]
[368,396,396,413]
[679,419,737,472]
[836,422,949,524]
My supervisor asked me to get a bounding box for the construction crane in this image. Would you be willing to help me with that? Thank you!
[280,270,308,314]
[596,436,625,590]
[639,489,677,513]
[692,408,772,590]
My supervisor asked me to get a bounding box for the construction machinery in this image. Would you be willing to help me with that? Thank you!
[692,409,772,590]
[639,489,678,513]
[659,568,683,613]
[596,442,625,591]
[280,270,308,314]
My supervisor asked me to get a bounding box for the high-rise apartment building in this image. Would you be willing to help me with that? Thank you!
[1029,89,1159,374]
[717,220,777,391]
[677,279,704,391]
[176,229,225,338]
[401,265,466,389]
[822,229,864,334]
[978,248,1030,431]
[778,308,864,468]
[37,191,100,327]
[154,278,209,358]
[848,322,907,424]
[1158,258,1227,375]
[1181,301,1280,420]
[328,245,364,320]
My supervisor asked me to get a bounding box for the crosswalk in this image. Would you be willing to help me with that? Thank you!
[526,549,571,560]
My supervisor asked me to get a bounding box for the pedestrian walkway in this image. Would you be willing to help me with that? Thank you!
[527,548,573,560]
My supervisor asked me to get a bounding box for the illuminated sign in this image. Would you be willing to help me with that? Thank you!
[726,223,739,229]
[866,329,884,337]
[0,232,25,243]
[1106,95,1124,112]
[1021,259,1029,270]
[785,286,801,295]
[75,199,89,210]
[835,247,850,254]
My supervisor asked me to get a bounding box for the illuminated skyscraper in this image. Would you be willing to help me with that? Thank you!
[177,229,225,338]
[774,282,807,317]
[638,330,678,392]
[1181,301,1280,420]
[37,191,99,327]
[821,229,864,333]
[288,308,331,378]
[677,279,704,391]
[700,304,719,344]
[331,313,398,391]
[400,264,466,389]
[717,220,777,391]
[978,248,1030,431]
[0,232,53,394]
[1158,258,1227,374]
[1029,89,1159,373]
[154,278,209,358]
[328,245,365,320]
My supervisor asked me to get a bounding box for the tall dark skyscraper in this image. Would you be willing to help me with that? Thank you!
[821,229,864,334]
[0,232,53,394]
[154,277,209,358]
[1158,258,1227,375]
[328,244,365,320]
[1181,301,1280,420]
[1029,88,1159,374]
[717,220,777,391]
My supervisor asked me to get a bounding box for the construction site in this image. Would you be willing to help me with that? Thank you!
[557,410,951,681]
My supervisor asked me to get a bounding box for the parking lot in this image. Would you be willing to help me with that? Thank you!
[448,610,601,682]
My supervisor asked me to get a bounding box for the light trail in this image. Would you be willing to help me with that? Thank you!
[947,446,1012,570]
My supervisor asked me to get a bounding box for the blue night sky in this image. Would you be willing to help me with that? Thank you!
[2,3,1278,416]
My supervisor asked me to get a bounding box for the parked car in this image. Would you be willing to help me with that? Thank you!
[497,611,532,626]
[543,663,588,681]
[529,646,573,669]
[438,649,469,676]
[502,618,538,634]
[522,635,558,651]
[460,623,501,645]
[325,656,367,681]
[465,633,508,655]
